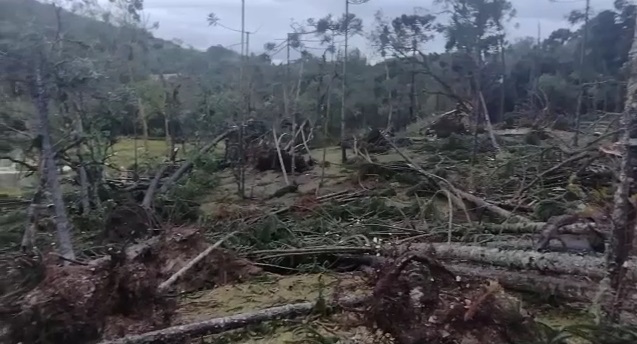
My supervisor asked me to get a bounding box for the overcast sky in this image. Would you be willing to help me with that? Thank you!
[141,0,616,62]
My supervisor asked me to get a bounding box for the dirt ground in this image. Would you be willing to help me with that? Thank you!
[200,145,414,216]
[4,129,612,344]
[173,272,592,344]
[189,139,598,344]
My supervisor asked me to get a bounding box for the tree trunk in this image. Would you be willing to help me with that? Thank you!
[21,158,46,252]
[290,58,305,176]
[137,96,149,153]
[78,161,90,213]
[32,66,76,260]
[573,0,590,147]
[601,8,637,321]
[157,130,232,194]
[384,59,393,130]
[157,231,237,293]
[75,117,90,214]
[343,255,637,311]
[341,1,349,164]
[479,92,500,154]
[318,70,334,193]
[98,296,367,344]
[450,263,635,308]
[498,37,506,121]
[403,243,637,280]
[164,111,171,156]
[409,47,416,122]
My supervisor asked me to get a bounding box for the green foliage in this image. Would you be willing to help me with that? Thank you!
[533,200,567,221]
[523,323,637,344]
[159,154,221,222]
[436,0,514,53]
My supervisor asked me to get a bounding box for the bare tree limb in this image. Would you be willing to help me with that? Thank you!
[157,130,233,194]
[98,296,367,344]
[157,231,238,293]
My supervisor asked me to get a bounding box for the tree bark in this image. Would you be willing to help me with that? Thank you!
[157,231,237,293]
[449,263,634,307]
[498,36,506,121]
[339,255,637,311]
[32,66,76,260]
[137,96,149,153]
[479,92,501,154]
[341,0,349,164]
[477,221,600,236]
[21,159,46,252]
[572,0,590,147]
[384,59,393,131]
[455,188,528,222]
[273,126,290,186]
[97,296,367,344]
[75,117,90,214]
[318,64,335,193]
[602,7,637,321]
[141,164,169,209]
[403,243,637,280]
[290,57,305,176]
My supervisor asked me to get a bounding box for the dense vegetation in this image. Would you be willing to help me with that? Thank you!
[2,0,637,343]
[2,0,634,145]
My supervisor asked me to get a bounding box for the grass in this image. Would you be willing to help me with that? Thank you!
[176,273,369,343]
[109,138,172,169]
[109,137,227,168]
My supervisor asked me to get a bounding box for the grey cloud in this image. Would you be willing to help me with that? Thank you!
[142,0,616,60]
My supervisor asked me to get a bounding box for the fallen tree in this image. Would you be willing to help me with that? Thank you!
[97,296,368,344]
[339,255,636,312]
[401,243,637,280]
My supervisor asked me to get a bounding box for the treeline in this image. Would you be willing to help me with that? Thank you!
[1,0,635,144]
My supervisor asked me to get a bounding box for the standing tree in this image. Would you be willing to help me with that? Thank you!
[1,2,86,260]
[564,0,592,146]
[435,0,515,154]
[372,10,436,129]
[596,3,637,323]
[341,0,369,163]
[303,12,363,162]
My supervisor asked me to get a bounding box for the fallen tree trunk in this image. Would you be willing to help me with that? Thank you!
[339,255,637,311]
[142,148,180,208]
[98,295,367,344]
[157,231,238,293]
[449,263,636,311]
[478,221,599,235]
[481,239,602,253]
[455,189,529,222]
[401,243,637,280]
[158,130,233,194]
[88,236,161,267]
[451,263,601,302]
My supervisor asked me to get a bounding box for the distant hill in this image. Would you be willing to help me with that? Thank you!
[0,0,240,76]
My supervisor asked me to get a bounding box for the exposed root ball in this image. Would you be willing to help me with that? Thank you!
[155,227,262,292]
[7,227,261,344]
[103,202,153,243]
[365,253,543,344]
[254,148,311,173]
[9,257,173,344]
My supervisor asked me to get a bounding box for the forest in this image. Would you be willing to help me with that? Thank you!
[2,0,637,343]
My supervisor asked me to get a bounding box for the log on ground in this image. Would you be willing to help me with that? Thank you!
[401,243,637,280]
[97,296,367,344]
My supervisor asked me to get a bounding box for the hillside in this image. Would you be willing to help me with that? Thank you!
[0,0,241,75]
